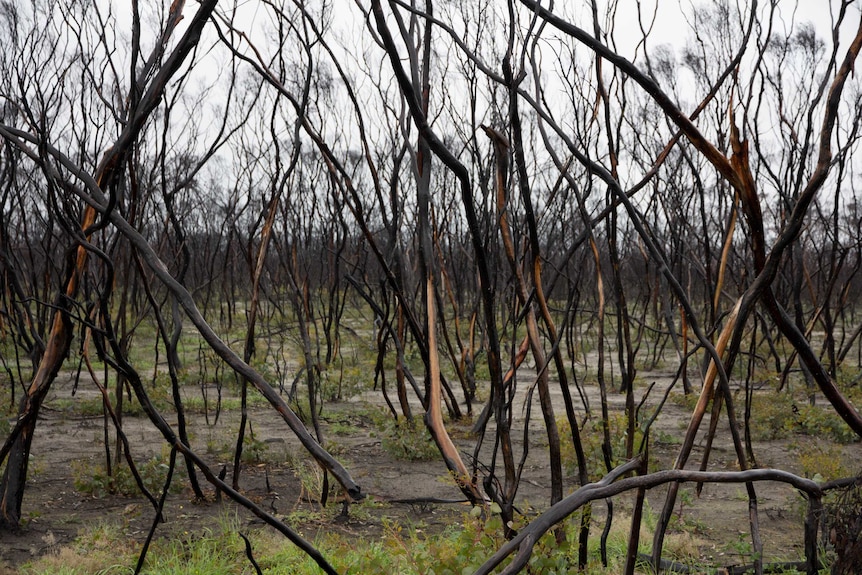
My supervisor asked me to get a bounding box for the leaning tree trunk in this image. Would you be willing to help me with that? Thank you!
[0,267,78,527]
[0,0,219,530]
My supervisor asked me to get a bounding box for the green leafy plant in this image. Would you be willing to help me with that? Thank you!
[71,450,184,498]
[374,415,439,461]
[19,506,716,575]
[241,435,270,464]
[327,419,360,436]
[794,404,858,444]
[723,531,760,565]
[796,442,851,483]
[292,459,339,504]
[746,392,859,444]
[558,411,649,481]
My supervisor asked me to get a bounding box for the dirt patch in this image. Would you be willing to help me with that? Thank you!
[1,371,859,571]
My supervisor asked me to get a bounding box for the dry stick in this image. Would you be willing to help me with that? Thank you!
[551,289,595,565]
[483,125,563,516]
[369,0,514,510]
[519,4,862,571]
[376,334,400,420]
[681,303,691,393]
[474,456,637,575]
[210,11,463,419]
[83,339,160,513]
[406,0,478,501]
[395,307,415,419]
[180,459,341,575]
[591,235,619,567]
[472,334,531,438]
[503,18,571,518]
[437,280,473,414]
[588,0,637,466]
[239,533,264,575]
[155,129,206,442]
[231,7,312,490]
[522,125,593,567]
[623,448,649,575]
[743,320,759,465]
[588,0,644,556]
[700,144,746,482]
[134,447,177,575]
[108,248,134,469]
[0,1,218,529]
[127,247,205,499]
[83,311,114,478]
[528,65,607,567]
[652,299,744,565]
[472,331,531,519]
[88,271,343,575]
[234,159,294,491]
[284,263,331,505]
[3,128,362,500]
[534,271,592,551]
[837,319,862,365]
[428,259,463,420]
[696,383,726,496]
[531,14,669,548]
[714,193,740,317]
[345,275,421,418]
[589,240,613,464]
[473,459,823,575]
[425,277,484,502]
[468,313,478,394]
[656,276,690,393]
[437,240,475,414]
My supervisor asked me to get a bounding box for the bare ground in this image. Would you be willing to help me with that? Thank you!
[1,368,859,572]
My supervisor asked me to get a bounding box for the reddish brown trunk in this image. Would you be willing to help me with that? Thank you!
[0,264,78,528]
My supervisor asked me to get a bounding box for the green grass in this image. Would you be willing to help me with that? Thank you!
[557,411,654,481]
[21,508,705,575]
[26,497,811,575]
[744,390,860,444]
[71,448,186,498]
[368,410,440,461]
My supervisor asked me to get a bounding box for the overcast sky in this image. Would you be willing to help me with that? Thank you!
[600,0,854,59]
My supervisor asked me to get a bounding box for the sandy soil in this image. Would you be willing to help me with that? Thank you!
[1,368,859,572]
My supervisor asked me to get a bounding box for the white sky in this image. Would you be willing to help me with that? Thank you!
[94,0,859,179]
[149,1,857,80]
[602,0,854,59]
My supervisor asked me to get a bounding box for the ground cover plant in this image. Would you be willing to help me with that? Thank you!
[15,509,694,575]
[2,1,862,574]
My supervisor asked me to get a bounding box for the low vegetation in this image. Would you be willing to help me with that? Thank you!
[17,507,716,575]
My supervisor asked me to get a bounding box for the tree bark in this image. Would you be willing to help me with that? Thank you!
[0,0,221,528]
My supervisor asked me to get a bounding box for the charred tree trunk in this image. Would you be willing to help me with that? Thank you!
[0,0,219,529]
